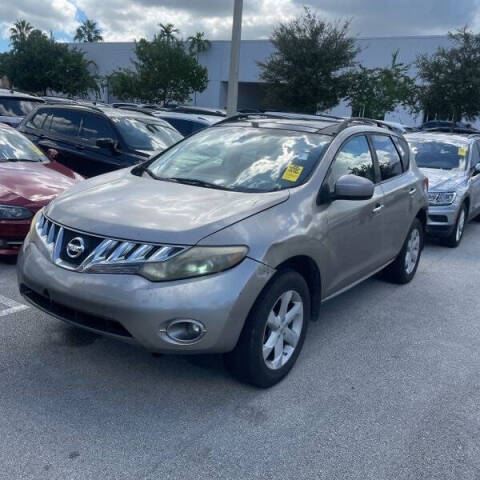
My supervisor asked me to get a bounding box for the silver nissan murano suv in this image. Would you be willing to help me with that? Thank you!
[18,114,428,387]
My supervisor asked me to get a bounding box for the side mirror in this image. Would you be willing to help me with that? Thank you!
[334,174,374,201]
[96,137,117,150]
[47,148,59,162]
[474,162,480,175]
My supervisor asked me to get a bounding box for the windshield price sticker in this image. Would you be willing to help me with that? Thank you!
[458,147,467,156]
[282,164,304,182]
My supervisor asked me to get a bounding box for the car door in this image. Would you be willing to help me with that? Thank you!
[37,109,85,174]
[370,134,413,260]
[469,141,480,216]
[77,113,126,177]
[323,134,387,295]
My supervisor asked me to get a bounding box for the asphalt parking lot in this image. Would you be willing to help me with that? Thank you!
[1,226,480,480]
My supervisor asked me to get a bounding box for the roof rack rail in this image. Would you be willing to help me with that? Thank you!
[216,111,342,126]
[112,106,157,117]
[335,117,401,134]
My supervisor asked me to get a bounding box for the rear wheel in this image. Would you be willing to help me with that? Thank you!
[443,204,467,248]
[224,270,310,388]
[383,218,423,284]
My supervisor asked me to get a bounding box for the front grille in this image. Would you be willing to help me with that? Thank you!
[36,213,186,273]
[20,284,132,337]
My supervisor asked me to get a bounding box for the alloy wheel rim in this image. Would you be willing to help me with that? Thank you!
[262,290,304,370]
[405,228,420,275]
[456,209,466,242]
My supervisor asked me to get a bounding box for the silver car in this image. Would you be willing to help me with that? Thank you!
[406,131,480,247]
[17,115,428,387]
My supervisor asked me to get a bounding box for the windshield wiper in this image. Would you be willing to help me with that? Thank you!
[1,158,40,163]
[161,177,232,191]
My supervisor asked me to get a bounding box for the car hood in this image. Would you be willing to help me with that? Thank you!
[0,161,80,206]
[420,168,467,191]
[45,168,290,245]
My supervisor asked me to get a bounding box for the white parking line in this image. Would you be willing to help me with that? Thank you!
[0,294,29,317]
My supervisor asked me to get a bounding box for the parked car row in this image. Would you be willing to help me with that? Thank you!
[2,108,479,387]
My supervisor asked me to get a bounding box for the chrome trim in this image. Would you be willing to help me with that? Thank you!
[35,213,188,274]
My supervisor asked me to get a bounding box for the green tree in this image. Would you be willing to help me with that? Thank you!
[259,8,359,114]
[5,25,98,96]
[346,51,415,119]
[74,19,103,42]
[159,23,180,44]
[415,28,480,124]
[10,19,33,47]
[109,31,208,105]
[188,32,211,58]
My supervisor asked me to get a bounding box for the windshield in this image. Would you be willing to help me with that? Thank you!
[145,126,331,192]
[0,98,43,117]
[0,126,47,162]
[113,117,182,151]
[407,137,469,171]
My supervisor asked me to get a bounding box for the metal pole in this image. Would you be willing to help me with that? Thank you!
[226,0,243,116]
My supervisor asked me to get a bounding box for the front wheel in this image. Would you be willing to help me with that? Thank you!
[383,218,423,284]
[443,204,467,248]
[224,270,310,388]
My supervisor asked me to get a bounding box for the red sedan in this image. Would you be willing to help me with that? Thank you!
[0,124,82,255]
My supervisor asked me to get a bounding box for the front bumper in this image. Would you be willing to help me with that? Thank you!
[0,219,30,254]
[426,203,458,237]
[17,238,275,354]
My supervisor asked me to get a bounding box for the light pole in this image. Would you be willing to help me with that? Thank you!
[226,0,243,116]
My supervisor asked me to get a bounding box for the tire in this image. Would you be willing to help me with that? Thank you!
[443,204,467,248]
[224,270,310,388]
[383,218,423,284]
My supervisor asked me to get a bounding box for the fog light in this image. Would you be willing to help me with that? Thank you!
[165,319,206,344]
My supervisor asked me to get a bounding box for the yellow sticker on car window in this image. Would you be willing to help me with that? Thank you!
[282,164,304,182]
[458,147,467,156]
[29,144,43,156]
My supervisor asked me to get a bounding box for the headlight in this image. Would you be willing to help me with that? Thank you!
[428,192,456,206]
[139,246,249,282]
[0,205,33,220]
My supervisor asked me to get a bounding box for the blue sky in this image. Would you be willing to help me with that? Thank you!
[1,0,479,53]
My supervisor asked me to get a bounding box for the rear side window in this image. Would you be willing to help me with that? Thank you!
[80,114,116,142]
[50,110,82,137]
[163,118,206,136]
[371,135,404,181]
[0,98,43,116]
[392,136,410,170]
[25,110,49,129]
[327,135,376,191]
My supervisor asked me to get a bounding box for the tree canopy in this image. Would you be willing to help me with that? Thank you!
[1,20,98,96]
[74,19,103,42]
[109,27,208,105]
[346,51,415,119]
[415,28,480,123]
[259,8,359,114]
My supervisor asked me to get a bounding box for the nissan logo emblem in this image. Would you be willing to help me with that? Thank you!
[66,237,86,259]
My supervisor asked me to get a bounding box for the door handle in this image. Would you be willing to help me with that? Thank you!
[372,204,384,213]
[409,188,417,195]
[75,144,84,150]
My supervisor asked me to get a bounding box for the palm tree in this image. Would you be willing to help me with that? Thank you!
[187,32,211,58]
[159,23,179,43]
[10,19,33,46]
[74,19,103,42]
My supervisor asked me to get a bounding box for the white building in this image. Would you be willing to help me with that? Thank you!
[73,35,454,126]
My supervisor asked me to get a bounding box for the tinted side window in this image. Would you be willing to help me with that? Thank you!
[25,110,48,129]
[392,136,410,170]
[50,110,82,137]
[327,135,375,191]
[372,135,403,181]
[164,118,193,136]
[80,114,116,142]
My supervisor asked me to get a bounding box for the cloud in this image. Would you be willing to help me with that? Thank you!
[0,0,78,43]
[1,0,480,48]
